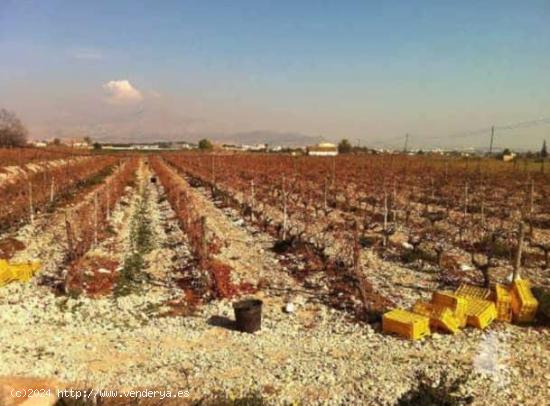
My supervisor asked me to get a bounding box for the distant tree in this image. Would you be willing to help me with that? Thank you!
[338,139,352,154]
[0,109,28,147]
[52,138,61,146]
[93,142,102,150]
[541,140,548,159]
[83,136,92,145]
[501,148,512,157]
[198,138,213,150]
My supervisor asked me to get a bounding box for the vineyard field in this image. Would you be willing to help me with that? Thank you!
[0,150,548,404]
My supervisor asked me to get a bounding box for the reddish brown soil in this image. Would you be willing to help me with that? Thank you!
[0,237,25,259]
[66,256,119,297]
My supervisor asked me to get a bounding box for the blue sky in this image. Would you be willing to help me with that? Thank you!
[1,0,549,148]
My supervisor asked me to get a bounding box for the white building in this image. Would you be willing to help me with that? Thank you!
[502,152,516,162]
[31,140,48,147]
[307,142,338,156]
[242,143,267,151]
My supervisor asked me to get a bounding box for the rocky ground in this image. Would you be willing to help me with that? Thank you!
[0,159,548,405]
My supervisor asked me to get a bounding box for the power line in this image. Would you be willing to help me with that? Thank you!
[367,115,550,148]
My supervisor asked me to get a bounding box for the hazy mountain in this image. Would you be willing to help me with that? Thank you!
[213,131,323,147]
[51,128,323,147]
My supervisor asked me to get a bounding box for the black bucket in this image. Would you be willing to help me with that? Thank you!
[233,299,263,333]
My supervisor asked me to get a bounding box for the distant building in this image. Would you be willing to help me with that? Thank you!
[307,142,338,156]
[31,140,48,148]
[242,143,267,151]
[502,152,516,162]
[222,144,244,151]
[60,138,91,149]
[102,143,160,150]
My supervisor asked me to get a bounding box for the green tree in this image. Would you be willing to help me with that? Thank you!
[198,138,213,150]
[93,142,102,150]
[338,138,352,154]
[541,140,548,159]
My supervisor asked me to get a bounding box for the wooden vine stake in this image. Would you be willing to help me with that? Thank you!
[200,216,208,264]
[64,211,75,260]
[28,181,34,225]
[323,178,328,210]
[211,155,215,184]
[528,179,534,237]
[463,183,469,217]
[50,177,55,203]
[392,181,397,223]
[250,179,255,221]
[332,157,336,186]
[93,192,98,247]
[480,184,486,229]
[282,176,287,240]
[106,183,111,220]
[383,191,388,247]
[353,220,368,313]
[512,222,525,281]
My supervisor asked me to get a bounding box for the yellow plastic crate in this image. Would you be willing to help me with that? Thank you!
[432,291,468,327]
[494,284,512,322]
[412,301,433,317]
[0,260,40,286]
[465,298,496,329]
[383,309,431,340]
[0,267,15,286]
[431,306,460,334]
[455,283,491,300]
[10,262,40,282]
[510,279,538,323]
[412,301,460,334]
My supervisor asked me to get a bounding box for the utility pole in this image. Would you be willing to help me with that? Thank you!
[489,126,494,155]
[403,134,409,153]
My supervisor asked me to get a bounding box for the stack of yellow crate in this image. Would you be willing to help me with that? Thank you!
[510,279,539,323]
[382,279,539,340]
[453,284,497,329]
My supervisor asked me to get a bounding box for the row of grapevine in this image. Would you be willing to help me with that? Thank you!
[149,157,245,299]
[65,158,139,292]
[0,155,120,231]
[0,147,91,168]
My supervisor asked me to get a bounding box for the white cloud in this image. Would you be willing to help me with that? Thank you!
[72,48,103,60]
[102,80,143,104]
